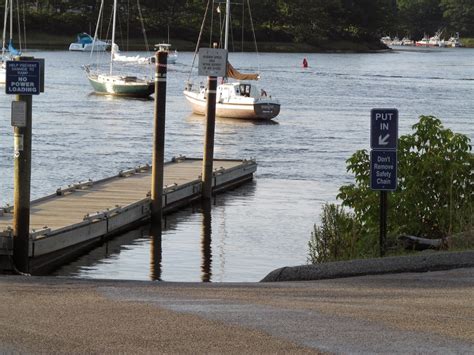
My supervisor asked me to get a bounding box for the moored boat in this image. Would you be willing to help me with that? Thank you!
[184,81,280,120]
[84,0,154,98]
[154,43,178,64]
[183,0,280,120]
[69,32,109,52]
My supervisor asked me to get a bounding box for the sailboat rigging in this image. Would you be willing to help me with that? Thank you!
[183,0,280,120]
[1,0,23,84]
[84,0,154,97]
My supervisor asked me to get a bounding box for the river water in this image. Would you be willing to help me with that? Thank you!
[1,47,473,281]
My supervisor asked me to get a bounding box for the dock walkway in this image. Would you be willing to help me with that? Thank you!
[0,157,256,273]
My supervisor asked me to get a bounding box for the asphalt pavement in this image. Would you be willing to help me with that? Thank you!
[1,267,473,354]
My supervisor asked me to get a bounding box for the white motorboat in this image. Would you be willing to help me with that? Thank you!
[69,32,109,52]
[446,33,463,47]
[154,43,178,64]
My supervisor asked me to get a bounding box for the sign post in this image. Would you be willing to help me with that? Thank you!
[6,57,43,273]
[198,47,227,200]
[370,108,398,257]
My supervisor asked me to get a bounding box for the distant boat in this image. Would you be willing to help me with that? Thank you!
[416,30,446,47]
[112,43,152,64]
[69,32,110,52]
[446,33,463,47]
[154,43,178,64]
[401,37,414,46]
[84,0,154,97]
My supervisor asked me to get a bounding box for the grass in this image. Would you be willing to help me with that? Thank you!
[461,37,474,48]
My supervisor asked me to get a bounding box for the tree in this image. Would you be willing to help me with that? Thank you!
[397,0,444,38]
[441,0,474,36]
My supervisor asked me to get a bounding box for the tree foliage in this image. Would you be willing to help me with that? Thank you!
[1,0,472,47]
[310,116,473,263]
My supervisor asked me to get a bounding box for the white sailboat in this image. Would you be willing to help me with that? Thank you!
[1,0,22,84]
[183,0,280,120]
[84,0,154,97]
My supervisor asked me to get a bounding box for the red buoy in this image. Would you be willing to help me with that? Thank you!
[302,57,308,68]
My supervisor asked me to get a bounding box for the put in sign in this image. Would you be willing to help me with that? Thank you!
[6,60,41,95]
[371,108,398,150]
[370,108,398,191]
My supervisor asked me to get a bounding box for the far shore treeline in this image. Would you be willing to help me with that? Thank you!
[2,0,474,51]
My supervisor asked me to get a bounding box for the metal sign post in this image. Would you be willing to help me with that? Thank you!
[370,108,398,257]
[198,47,227,200]
[6,56,43,273]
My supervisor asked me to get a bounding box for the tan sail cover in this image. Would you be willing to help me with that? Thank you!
[226,62,259,80]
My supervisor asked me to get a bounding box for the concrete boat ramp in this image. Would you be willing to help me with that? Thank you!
[0,157,256,274]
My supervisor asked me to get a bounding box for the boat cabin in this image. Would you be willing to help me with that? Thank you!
[217,82,260,102]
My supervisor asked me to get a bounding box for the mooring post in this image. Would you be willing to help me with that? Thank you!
[201,76,217,200]
[12,56,35,273]
[151,51,168,224]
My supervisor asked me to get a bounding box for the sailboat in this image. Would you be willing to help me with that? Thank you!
[1,0,22,84]
[84,0,154,97]
[183,0,280,120]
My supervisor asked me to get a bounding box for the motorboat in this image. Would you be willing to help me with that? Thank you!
[446,33,463,47]
[69,32,109,52]
[154,43,178,64]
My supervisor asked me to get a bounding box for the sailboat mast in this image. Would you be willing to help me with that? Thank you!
[9,0,12,42]
[224,0,230,50]
[110,0,118,75]
[2,0,8,56]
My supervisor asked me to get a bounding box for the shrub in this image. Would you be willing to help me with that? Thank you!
[310,116,473,263]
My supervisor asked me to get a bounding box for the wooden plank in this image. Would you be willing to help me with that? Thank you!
[0,159,252,234]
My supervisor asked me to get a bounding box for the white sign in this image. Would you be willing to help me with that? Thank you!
[198,48,228,77]
[11,101,27,127]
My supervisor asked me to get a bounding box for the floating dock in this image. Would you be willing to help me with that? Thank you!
[0,157,256,274]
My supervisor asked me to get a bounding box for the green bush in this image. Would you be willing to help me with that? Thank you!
[309,116,473,263]
[308,204,366,264]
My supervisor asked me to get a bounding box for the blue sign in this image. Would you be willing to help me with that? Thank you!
[371,108,398,150]
[370,150,397,191]
[6,60,41,95]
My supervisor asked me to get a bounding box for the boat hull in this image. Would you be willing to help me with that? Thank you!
[183,90,280,120]
[69,43,109,52]
[88,75,154,97]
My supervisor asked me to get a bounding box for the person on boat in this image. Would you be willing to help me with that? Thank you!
[302,57,308,68]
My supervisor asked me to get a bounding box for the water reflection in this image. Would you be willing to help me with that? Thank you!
[149,222,162,281]
[186,113,279,126]
[201,200,212,282]
[86,92,154,102]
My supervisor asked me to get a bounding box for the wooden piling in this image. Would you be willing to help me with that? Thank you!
[12,57,35,273]
[202,76,217,200]
[151,51,168,224]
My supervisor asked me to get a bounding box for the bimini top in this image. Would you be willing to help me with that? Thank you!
[75,33,94,45]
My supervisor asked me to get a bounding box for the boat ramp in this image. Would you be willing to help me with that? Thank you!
[0,157,256,274]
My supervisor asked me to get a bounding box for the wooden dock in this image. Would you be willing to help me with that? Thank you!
[0,157,256,273]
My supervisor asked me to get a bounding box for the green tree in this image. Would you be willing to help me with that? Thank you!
[441,0,474,36]
[397,0,444,38]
